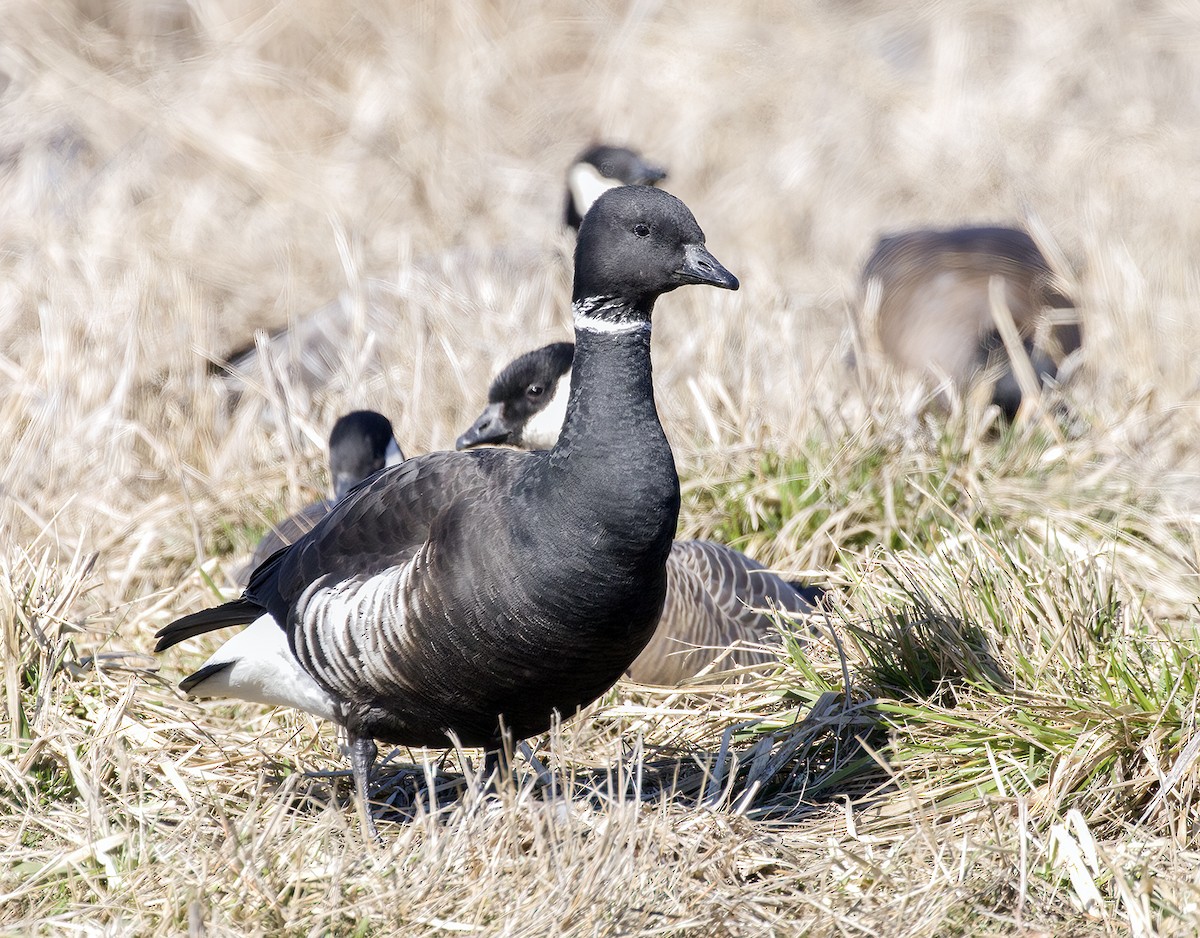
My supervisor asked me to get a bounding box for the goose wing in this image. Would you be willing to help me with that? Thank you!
[236,498,334,586]
[243,447,527,626]
[669,540,815,624]
[626,540,814,685]
[157,448,528,655]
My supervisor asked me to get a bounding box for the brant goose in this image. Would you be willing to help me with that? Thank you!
[854,225,1081,418]
[564,144,667,230]
[156,186,738,828]
[235,410,404,585]
[456,342,821,684]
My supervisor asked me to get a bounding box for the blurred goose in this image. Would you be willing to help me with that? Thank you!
[216,144,667,412]
[854,225,1081,418]
[457,342,822,685]
[156,186,739,828]
[236,410,404,584]
[563,144,667,230]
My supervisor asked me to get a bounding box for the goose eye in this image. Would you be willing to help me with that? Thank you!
[633,223,650,238]
[527,384,545,398]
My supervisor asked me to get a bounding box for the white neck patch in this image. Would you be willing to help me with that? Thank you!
[568,162,621,219]
[522,371,571,450]
[573,310,651,335]
[384,437,404,467]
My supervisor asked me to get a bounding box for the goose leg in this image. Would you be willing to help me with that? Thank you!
[350,735,379,840]
[516,740,556,790]
[482,746,508,784]
[479,742,556,792]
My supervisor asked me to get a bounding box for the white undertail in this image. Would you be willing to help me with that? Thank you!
[184,614,339,722]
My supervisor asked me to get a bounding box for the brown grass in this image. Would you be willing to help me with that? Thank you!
[3,0,1200,933]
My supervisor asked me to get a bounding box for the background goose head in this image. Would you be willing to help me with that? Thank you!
[572,185,739,323]
[327,409,404,500]
[455,342,573,450]
[564,144,668,230]
[235,409,404,585]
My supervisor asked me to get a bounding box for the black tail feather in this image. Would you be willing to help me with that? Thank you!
[179,660,235,694]
[155,598,262,652]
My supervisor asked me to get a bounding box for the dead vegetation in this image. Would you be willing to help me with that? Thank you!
[3,0,1200,934]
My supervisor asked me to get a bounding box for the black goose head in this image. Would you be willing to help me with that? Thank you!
[572,186,739,323]
[564,144,668,230]
[327,410,404,501]
[456,342,575,451]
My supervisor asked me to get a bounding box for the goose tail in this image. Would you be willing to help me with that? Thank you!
[154,598,261,652]
[173,613,338,721]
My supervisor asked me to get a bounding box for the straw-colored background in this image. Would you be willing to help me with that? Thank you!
[3,1,1200,933]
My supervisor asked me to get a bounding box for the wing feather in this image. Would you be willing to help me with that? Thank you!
[626,540,814,684]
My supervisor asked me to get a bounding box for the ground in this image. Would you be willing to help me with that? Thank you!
[2,1,1199,934]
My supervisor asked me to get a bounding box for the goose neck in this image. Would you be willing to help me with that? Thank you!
[545,298,673,488]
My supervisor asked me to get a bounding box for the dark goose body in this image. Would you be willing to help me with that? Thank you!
[457,342,821,685]
[156,187,738,794]
[250,326,677,747]
[856,225,1081,417]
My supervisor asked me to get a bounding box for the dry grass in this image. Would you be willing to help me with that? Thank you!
[3,0,1200,933]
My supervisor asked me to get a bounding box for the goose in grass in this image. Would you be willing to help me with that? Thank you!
[234,410,404,585]
[853,225,1081,418]
[156,186,738,830]
[456,342,822,685]
[216,144,667,412]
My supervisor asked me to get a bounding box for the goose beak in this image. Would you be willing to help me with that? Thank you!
[456,403,511,450]
[638,163,668,185]
[677,243,739,291]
